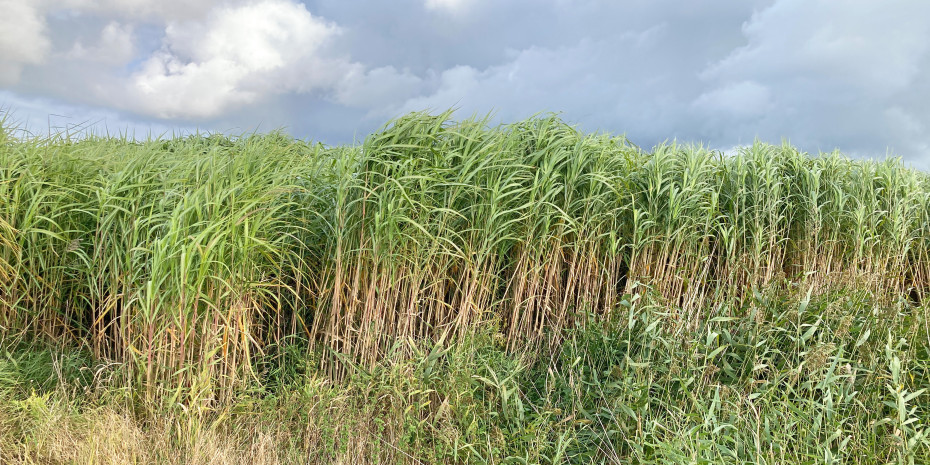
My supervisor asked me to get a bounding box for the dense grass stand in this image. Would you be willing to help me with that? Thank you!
[1,112,928,463]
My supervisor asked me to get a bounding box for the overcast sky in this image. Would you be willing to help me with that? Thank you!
[1,0,929,168]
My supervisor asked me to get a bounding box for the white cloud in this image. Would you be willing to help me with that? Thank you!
[0,0,52,84]
[692,81,772,118]
[0,0,223,86]
[695,0,930,164]
[2,0,929,169]
[125,0,344,119]
[67,22,135,65]
[55,0,221,22]
[334,66,423,110]
[703,0,930,96]
[424,0,472,13]
[389,32,679,138]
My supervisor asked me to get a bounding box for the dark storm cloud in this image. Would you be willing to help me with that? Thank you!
[1,0,928,168]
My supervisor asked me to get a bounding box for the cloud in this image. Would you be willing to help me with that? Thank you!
[125,0,345,119]
[67,22,135,65]
[1,0,929,168]
[54,0,221,22]
[0,0,52,84]
[703,0,930,95]
[387,28,698,142]
[0,89,195,138]
[424,0,471,12]
[695,0,930,165]
[0,0,221,87]
[692,81,773,119]
[333,66,423,110]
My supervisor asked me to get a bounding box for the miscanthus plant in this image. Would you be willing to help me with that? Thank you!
[0,129,335,408]
[0,110,928,409]
[315,112,930,371]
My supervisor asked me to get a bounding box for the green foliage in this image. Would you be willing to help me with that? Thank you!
[0,289,928,463]
[0,111,928,463]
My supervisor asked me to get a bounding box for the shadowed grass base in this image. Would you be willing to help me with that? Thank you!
[2,286,927,464]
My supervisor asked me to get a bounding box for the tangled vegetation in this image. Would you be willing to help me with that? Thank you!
[0,111,928,463]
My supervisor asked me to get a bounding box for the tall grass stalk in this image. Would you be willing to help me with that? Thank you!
[1,111,928,400]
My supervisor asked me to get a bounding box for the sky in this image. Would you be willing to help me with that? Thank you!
[1,0,929,169]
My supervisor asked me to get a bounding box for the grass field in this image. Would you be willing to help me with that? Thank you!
[1,111,929,463]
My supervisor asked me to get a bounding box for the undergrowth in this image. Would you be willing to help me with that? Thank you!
[1,286,927,463]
